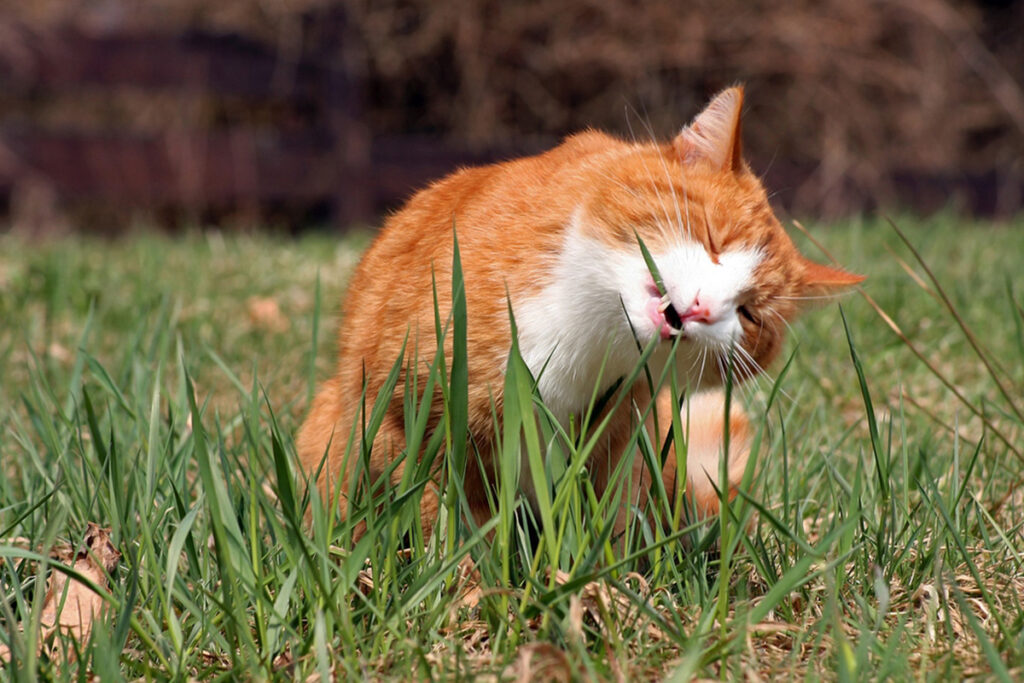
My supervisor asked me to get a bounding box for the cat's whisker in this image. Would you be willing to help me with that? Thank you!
[649,167,681,246]
[645,130,692,246]
[590,168,648,203]
[722,349,769,412]
[715,354,730,393]
[695,347,710,392]
[619,130,676,242]
[739,357,768,395]
[728,373,758,408]
[722,340,757,382]
[685,346,706,378]
[681,177,693,241]
[734,343,793,405]
[734,343,767,380]
[764,305,797,337]
[730,350,758,389]
[587,165,684,250]
[750,311,767,350]
[624,104,689,247]
[774,293,847,301]
[623,99,661,148]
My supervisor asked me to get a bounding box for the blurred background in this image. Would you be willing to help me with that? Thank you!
[0,0,1022,234]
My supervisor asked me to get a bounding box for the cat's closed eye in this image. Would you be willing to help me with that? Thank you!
[737,304,758,325]
[705,225,721,264]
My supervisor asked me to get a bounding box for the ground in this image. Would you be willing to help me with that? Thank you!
[0,215,1022,680]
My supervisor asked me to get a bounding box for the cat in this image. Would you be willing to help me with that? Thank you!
[297,86,863,538]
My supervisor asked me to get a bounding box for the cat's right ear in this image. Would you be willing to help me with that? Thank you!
[799,258,866,299]
[673,86,745,173]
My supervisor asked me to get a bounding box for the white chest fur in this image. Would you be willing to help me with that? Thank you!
[514,219,762,424]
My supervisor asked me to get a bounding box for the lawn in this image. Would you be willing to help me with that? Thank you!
[1,215,1023,680]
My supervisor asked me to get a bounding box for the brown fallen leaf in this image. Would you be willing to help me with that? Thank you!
[246,296,289,332]
[354,550,483,611]
[505,642,575,683]
[0,523,121,665]
[46,342,72,364]
[550,568,661,640]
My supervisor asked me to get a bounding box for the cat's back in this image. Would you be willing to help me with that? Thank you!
[339,130,634,330]
[370,128,625,252]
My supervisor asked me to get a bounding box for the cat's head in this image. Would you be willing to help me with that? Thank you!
[572,86,863,386]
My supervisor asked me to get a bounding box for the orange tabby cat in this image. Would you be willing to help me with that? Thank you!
[298,86,862,536]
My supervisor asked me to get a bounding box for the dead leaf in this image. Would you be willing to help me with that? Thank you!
[549,568,661,640]
[246,296,288,332]
[454,554,482,610]
[353,549,483,611]
[0,523,121,664]
[47,342,71,363]
[567,594,584,644]
[505,642,574,683]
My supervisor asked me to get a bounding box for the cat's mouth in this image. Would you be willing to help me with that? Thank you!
[661,296,684,331]
[646,292,684,340]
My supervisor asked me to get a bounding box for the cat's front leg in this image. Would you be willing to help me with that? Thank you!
[620,387,753,540]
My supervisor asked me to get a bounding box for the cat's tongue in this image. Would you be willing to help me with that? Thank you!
[645,295,676,340]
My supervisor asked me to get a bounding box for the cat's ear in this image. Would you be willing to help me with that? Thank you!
[799,258,866,297]
[673,86,745,173]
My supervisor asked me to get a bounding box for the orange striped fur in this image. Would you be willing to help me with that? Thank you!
[297,87,863,537]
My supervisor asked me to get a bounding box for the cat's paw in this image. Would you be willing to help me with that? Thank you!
[680,389,753,520]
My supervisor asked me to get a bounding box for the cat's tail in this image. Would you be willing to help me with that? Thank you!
[677,388,754,519]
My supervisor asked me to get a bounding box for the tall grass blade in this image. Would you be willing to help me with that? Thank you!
[446,227,470,545]
[884,216,1022,424]
[634,232,666,296]
[839,306,889,506]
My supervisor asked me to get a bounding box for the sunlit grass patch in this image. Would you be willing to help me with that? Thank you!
[0,215,1023,679]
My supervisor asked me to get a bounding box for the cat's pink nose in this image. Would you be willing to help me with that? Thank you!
[681,298,714,324]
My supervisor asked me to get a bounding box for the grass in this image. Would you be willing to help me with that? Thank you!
[1,215,1024,680]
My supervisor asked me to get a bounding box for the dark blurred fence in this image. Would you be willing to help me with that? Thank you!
[1,0,1022,232]
[0,26,370,221]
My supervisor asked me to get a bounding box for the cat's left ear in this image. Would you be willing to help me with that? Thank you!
[799,258,866,297]
[673,86,745,173]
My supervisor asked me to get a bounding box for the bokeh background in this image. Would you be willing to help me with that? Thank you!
[1,0,1022,233]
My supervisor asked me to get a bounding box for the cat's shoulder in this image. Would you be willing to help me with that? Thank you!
[560,128,621,152]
